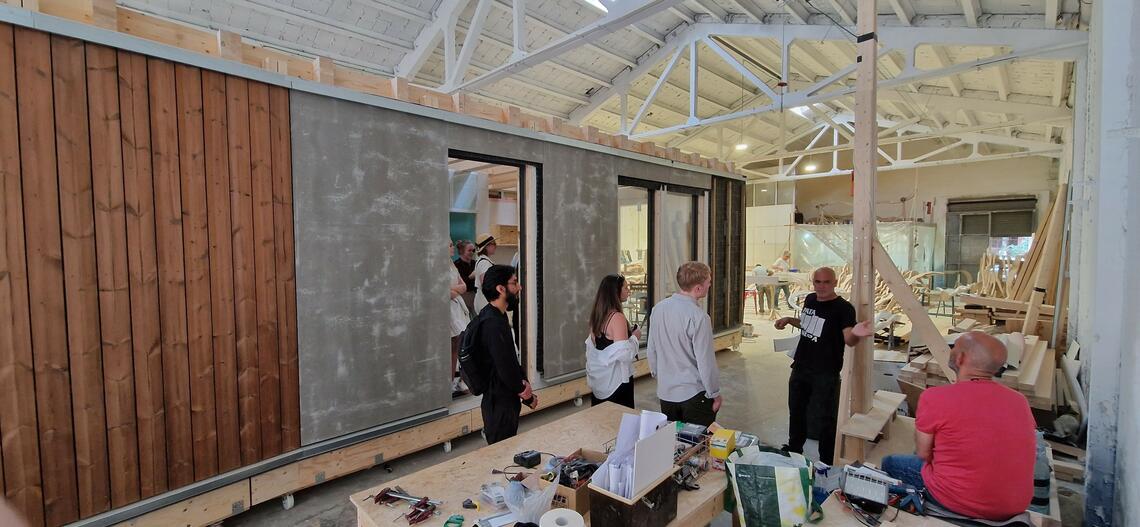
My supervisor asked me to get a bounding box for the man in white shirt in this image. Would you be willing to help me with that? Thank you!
[770,251,793,309]
[646,262,722,426]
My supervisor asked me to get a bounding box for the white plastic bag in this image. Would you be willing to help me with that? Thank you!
[504,476,558,523]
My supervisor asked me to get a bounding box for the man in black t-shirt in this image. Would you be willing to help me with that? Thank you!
[775,267,873,464]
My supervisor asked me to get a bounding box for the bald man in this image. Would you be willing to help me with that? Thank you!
[882,332,1036,521]
[775,266,873,464]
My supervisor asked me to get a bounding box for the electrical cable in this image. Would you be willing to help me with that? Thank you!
[799,0,858,40]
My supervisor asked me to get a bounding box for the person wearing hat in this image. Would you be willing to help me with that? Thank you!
[472,233,497,314]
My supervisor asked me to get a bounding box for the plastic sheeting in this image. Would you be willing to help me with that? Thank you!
[792,222,936,272]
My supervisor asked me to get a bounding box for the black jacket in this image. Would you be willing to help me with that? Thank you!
[475,305,526,402]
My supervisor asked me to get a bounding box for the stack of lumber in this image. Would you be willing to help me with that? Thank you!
[962,188,1070,340]
[956,294,1062,338]
[898,334,1056,410]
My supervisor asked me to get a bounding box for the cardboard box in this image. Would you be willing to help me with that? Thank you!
[542,448,608,516]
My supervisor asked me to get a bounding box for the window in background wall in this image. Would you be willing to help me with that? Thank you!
[944,197,1036,287]
[618,185,651,344]
[745,181,795,207]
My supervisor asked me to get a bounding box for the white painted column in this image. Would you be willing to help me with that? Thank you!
[1084,0,1140,524]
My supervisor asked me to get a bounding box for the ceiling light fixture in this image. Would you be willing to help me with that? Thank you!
[803,163,818,172]
[735,143,748,150]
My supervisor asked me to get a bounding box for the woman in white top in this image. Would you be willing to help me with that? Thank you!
[585,274,641,408]
[448,241,471,396]
[472,233,497,314]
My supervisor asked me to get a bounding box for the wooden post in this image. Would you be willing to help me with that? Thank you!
[837,0,878,464]
[1023,183,1068,336]
[216,30,242,61]
[313,56,335,84]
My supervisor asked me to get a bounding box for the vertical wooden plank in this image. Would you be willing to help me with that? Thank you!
[247,82,281,457]
[839,0,879,464]
[202,70,241,472]
[268,86,299,451]
[147,57,194,489]
[86,43,141,508]
[226,76,261,465]
[174,63,219,481]
[118,50,167,498]
[52,35,112,518]
[0,23,46,527]
[15,26,80,526]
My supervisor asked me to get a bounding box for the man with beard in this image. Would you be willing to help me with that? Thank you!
[881,332,1036,521]
[474,264,536,444]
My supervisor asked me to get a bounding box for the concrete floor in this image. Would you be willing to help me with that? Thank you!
[227,309,1084,526]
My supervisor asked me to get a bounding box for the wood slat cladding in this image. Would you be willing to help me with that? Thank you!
[711,178,745,332]
[0,24,299,526]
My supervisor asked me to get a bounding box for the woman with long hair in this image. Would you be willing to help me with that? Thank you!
[585,274,640,408]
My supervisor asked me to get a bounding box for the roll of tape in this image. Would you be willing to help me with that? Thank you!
[539,508,585,527]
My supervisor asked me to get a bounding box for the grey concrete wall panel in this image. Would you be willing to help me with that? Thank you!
[611,156,711,189]
[291,92,452,445]
[539,142,619,378]
[446,125,541,164]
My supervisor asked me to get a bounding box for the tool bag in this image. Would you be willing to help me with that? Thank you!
[725,446,823,527]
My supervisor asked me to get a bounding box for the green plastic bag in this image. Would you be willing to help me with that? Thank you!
[725,446,823,527]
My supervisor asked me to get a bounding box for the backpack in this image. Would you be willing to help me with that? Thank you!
[458,315,492,396]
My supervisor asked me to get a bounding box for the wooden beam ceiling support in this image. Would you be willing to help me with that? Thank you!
[784,0,811,24]
[1044,0,1059,29]
[887,0,915,26]
[930,46,963,97]
[1052,61,1068,107]
[826,0,856,26]
[723,0,765,22]
[994,63,1011,101]
[960,0,981,28]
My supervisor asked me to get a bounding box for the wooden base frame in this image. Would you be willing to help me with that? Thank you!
[112,329,741,526]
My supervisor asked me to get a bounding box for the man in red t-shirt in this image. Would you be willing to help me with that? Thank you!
[881,332,1036,521]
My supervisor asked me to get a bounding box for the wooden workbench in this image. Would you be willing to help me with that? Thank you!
[350,402,727,527]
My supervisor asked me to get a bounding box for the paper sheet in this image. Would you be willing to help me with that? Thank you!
[593,411,675,498]
[638,410,667,439]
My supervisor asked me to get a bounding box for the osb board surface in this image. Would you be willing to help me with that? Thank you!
[350,403,726,527]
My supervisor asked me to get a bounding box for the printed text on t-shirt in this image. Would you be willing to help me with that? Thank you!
[800,307,826,343]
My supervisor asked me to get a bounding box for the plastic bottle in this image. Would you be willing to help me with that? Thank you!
[1030,431,1051,514]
